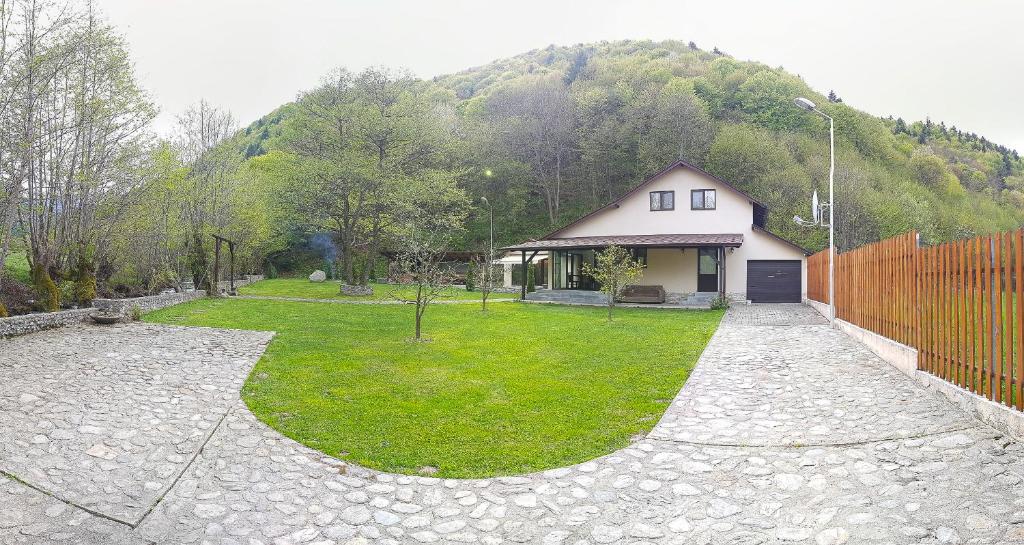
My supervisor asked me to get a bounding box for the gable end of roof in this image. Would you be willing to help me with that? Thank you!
[544,160,767,239]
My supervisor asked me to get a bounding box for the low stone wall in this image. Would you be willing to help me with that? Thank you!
[213,275,265,294]
[94,290,207,315]
[0,308,94,339]
[804,299,1024,442]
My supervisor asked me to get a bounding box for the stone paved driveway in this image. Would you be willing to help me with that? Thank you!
[3,305,1024,544]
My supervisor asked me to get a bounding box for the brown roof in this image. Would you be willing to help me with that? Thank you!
[752,224,812,255]
[502,233,744,251]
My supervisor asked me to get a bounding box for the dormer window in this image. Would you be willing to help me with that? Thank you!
[650,190,674,211]
[691,189,716,210]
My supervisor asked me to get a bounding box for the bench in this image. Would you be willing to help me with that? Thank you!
[617,284,665,304]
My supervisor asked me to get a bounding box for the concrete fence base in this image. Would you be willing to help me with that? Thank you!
[805,299,1024,441]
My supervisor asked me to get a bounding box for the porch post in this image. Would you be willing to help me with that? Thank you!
[719,246,727,297]
[521,251,527,300]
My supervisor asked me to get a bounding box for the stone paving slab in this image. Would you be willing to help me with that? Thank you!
[650,321,976,446]
[0,475,148,544]
[6,304,1024,544]
[0,323,273,525]
[136,403,1022,544]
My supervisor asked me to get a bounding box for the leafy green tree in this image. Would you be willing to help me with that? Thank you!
[582,245,645,321]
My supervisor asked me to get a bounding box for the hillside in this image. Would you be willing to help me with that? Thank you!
[238,40,1024,253]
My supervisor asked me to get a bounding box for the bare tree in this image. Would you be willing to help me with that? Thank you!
[175,100,238,292]
[0,0,152,310]
[472,249,498,312]
[486,74,576,226]
[389,231,456,341]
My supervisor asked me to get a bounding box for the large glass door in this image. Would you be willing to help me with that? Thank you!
[697,248,719,292]
[565,252,582,289]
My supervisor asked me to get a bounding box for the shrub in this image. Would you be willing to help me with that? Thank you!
[58,280,77,308]
[709,294,731,310]
[465,261,477,291]
[147,266,176,295]
[129,304,142,321]
[0,301,7,318]
[526,264,536,293]
[31,264,59,312]
[0,279,34,316]
[265,261,279,279]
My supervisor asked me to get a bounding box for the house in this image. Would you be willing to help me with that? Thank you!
[502,160,810,304]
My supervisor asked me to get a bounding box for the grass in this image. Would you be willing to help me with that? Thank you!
[2,249,30,284]
[146,299,723,477]
[239,278,517,301]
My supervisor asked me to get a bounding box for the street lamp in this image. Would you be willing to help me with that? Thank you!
[794,96,835,325]
[480,196,493,261]
[481,196,493,304]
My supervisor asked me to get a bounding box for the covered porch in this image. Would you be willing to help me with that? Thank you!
[502,233,743,303]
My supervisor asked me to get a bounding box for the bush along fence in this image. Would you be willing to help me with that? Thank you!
[808,229,1024,410]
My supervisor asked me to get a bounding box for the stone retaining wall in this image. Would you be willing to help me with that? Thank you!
[213,275,264,294]
[94,290,207,315]
[1,290,211,339]
[0,308,94,339]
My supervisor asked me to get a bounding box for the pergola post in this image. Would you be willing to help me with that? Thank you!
[521,251,527,300]
[213,237,221,296]
[519,251,539,299]
[229,241,236,295]
[211,234,238,296]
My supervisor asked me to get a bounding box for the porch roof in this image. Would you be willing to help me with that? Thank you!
[501,233,743,251]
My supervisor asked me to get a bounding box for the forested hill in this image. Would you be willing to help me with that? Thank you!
[240,40,1024,253]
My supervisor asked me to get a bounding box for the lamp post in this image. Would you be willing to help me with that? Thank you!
[794,96,835,325]
[481,196,493,302]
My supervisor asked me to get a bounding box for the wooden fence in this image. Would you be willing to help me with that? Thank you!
[808,229,1024,409]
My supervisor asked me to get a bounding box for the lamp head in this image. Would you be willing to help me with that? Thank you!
[481,196,489,206]
[794,97,817,111]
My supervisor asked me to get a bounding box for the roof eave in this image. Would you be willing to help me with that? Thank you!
[751,224,813,255]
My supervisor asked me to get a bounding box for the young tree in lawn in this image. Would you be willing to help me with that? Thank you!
[471,250,497,312]
[389,169,468,340]
[390,230,456,341]
[582,245,645,321]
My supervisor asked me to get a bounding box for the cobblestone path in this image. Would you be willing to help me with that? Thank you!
[3,305,1024,544]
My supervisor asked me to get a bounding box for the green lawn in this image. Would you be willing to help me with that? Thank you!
[239,278,517,301]
[146,299,722,477]
[2,250,30,284]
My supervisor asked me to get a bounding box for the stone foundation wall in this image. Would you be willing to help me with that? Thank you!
[94,290,208,315]
[0,308,94,339]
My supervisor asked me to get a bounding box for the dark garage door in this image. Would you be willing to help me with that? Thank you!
[746,260,802,303]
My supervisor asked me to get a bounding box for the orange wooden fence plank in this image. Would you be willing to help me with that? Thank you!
[1017,229,1024,411]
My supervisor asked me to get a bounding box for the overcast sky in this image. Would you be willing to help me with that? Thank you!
[98,0,1024,152]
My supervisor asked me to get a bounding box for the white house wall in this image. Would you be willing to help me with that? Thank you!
[637,248,696,293]
[554,166,807,300]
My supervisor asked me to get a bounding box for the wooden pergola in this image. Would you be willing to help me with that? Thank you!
[211,234,237,295]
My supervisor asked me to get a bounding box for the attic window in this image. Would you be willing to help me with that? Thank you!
[650,191,674,211]
[691,189,716,210]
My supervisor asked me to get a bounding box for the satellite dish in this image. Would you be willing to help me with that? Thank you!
[811,190,820,224]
